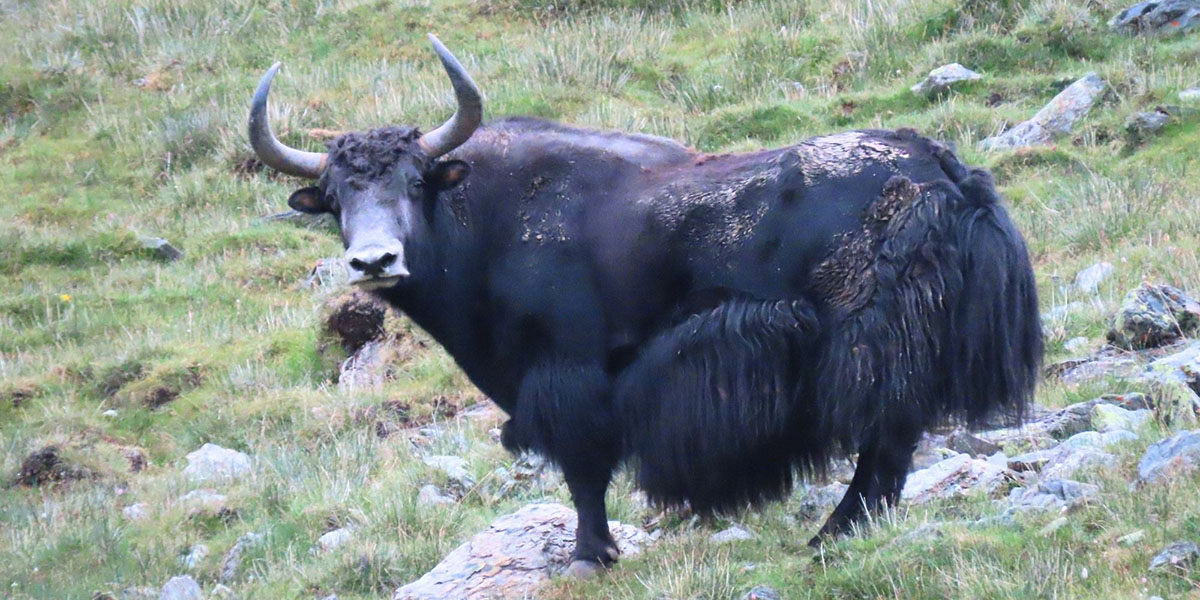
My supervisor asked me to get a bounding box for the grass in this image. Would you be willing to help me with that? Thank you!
[1,0,1199,598]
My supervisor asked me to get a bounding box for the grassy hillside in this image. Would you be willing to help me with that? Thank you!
[2,0,1199,598]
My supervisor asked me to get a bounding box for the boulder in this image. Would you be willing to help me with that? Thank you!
[123,503,151,521]
[1111,0,1200,34]
[392,503,651,600]
[1125,109,1172,143]
[183,443,251,483]
[1182,88,1200,102]
[1108,283,1200,349]
[710,525,755,544]
[1005,478,1099,513]
[158,576,202,600]
[423,455,477,497]
[418,484,456,508]
[911,63,982,95]
[979,74,1106,151]
[1074,262,1114,294]
[317,528,353,552]
[1009,429,1134,479]
[139,236,183,262]
[1138,430,1200,484]
[220,532,264,583]
[1149,541,1199,571]
[1091,403,1151,432]
[902,454,1016,503]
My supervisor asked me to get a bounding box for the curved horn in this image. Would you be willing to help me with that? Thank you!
[418,34,483,159]
[248,62,327,179]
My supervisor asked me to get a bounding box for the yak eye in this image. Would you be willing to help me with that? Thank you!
[410,179,425,189]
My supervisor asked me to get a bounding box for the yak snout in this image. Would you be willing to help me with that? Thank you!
[346,241,409,289]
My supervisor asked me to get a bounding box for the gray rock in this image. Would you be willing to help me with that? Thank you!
[902,454,1015,503]
[317,527,353,552]
[946,431,1002,456]
[139,236,183,261]
[1144,341,1200,421]
[1145,340,1200,393]
[1149,541,1200,571]
[183,443,251,483]
[261,209,336,228]
[1074,262,1114,294]
[1064,336,1090,353]
[710,525,755,544]
[423,455,476,497]
[1138,430,1200,484]
[1006,478,1099,513]
[799,482,848,521]
[220,532,264,583]
[911,63,982,95]
[1182,88,1200,102]
[123,503,150,521]
[1007,430,1133,478]
[1091,403,1151,432]
[1111,0,1200,34]
[392,503,651,600]
[1108,283,1200,349]
[890,522,948,545]
[1117,530,1146,546]
[1042,301,1090,323]
[1126,110,1172,140]
[180,544,208,570]
[417,484,455,508]
[1038,516,1070,536]
[980,73,1106,151]
[303,257,349,290]
[740,585,782,600]
[180,489,227,511]
[1049,350,1145,385]
[158,576,202,600]
[338,339,393,391]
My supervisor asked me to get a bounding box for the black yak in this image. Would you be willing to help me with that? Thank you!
[247,35,1042,577]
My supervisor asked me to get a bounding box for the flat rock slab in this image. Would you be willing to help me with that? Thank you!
[911,63,981,95]
[1006,478,1099,514]
[980,73,1105,151]
[902,453,1015,503]
[393,503,651,600]
[182,443,251,483]
[1111,0,1200,34]
[1138,429,1200,483]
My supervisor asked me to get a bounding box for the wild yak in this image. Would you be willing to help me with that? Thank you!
[247,35,1042,577]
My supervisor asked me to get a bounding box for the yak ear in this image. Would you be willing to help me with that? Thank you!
[287,186,326,214]
[431,160,470,189]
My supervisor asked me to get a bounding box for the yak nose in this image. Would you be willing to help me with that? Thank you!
[345,242,409,285]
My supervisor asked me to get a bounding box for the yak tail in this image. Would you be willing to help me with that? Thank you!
[613,298,822,514]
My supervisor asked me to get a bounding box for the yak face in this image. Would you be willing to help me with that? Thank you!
[286,127,470,290]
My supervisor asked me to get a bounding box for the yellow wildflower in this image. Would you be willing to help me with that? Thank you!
[60,294,71,302]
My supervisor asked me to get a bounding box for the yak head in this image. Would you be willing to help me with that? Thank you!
[247,34,480,290]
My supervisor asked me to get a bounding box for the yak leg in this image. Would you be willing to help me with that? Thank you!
[809,421,921,547]
[563,462,619,577]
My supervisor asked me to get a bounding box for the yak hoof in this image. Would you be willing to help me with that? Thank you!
[563,559,607,580]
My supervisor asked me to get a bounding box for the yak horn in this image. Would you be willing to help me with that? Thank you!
[248,62,327,179]
[418,34,483,159]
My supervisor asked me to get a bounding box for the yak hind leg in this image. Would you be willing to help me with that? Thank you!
[809,421,921,548]
[503,358,620,576]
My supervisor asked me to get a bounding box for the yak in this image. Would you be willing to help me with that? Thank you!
[247,35,1043,577]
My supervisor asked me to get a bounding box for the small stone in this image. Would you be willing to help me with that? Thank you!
[890,522,948,545]
[317,527,353,552]
[180,489,228,511]
[180,544,208,570]
[1074,262,1114,294]
[139,236,183,261]
[1149,541,1199,571]
[710,525,755,544]
[1039,516,1069,536]
[740,585,782,600]
[902,454,1016,503]
[103,409,119,418]
[1006,478,1099,513]
[911,63,982,95]
[220,532,264,583]
[1181,88,1200,102]
[123,503,151,521]
[182,443,252,483]
[1064,337,1090,353]
[1117,530,1146,546]
[945,431,1002,456]
[423,455,476,496]
[1138,430,1200,484]
[1125,110,1172,140]
[211,584,234,599]
[1111,0,1200,34]
[417,484,455,508]
[157,576,202,600]
[980,73,1106,151]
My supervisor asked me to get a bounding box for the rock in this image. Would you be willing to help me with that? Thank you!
[220,532,263,583]
[418,484,455,507]
[1074,262,1114,294]
[799,482,848,521]
[303,257,349,290]
[1145,340,1200,394]
[945,431,1002,456]
[979,73,1106,151]
[1064,337,1090,354]
[1125,109,1172,141]
[1006,478,1099,513]
[1111,0,1200,34]
[1117,530,1146,546]
[103,409,119,418]
[392,503,651,600]
[423,455,476,497]
[1108,283,1200,349]
[182,443,251,483]
[210,584,234,599]
[1182,88,1200,102]
[139,236,183,261]
[1039,516,1070,536]
[261,209,336,228]
[1037,430,1134,479]
[1138,430,1200,484]
[1149,541,1200,571]
[890,522,948,545]
[123,503,151,521]
[740,585,782,600]
[1145,341,1200,421]
[710,525,755,544]
[317,527,353,552]
[1091,403,1151,432]
[181,544,208,569]
[1048,349,1145,385]
[338,339,394,391]
[1042,301,1090,323]
[158,576,202,600]
[11,445,89,486]
[180,489,228,512]
[902,454,1016,503]
[911,63,982,95]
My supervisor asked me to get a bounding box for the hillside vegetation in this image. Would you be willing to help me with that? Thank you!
[2,0,1200,598]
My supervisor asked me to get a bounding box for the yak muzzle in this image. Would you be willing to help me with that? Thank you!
[346,242,410,289]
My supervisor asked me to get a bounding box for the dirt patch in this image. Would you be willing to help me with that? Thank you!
[324,292,388,353]
[11,446,90,487]
[97,360,146,398]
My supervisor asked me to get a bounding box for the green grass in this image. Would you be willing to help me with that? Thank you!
[2,0,1200,598]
